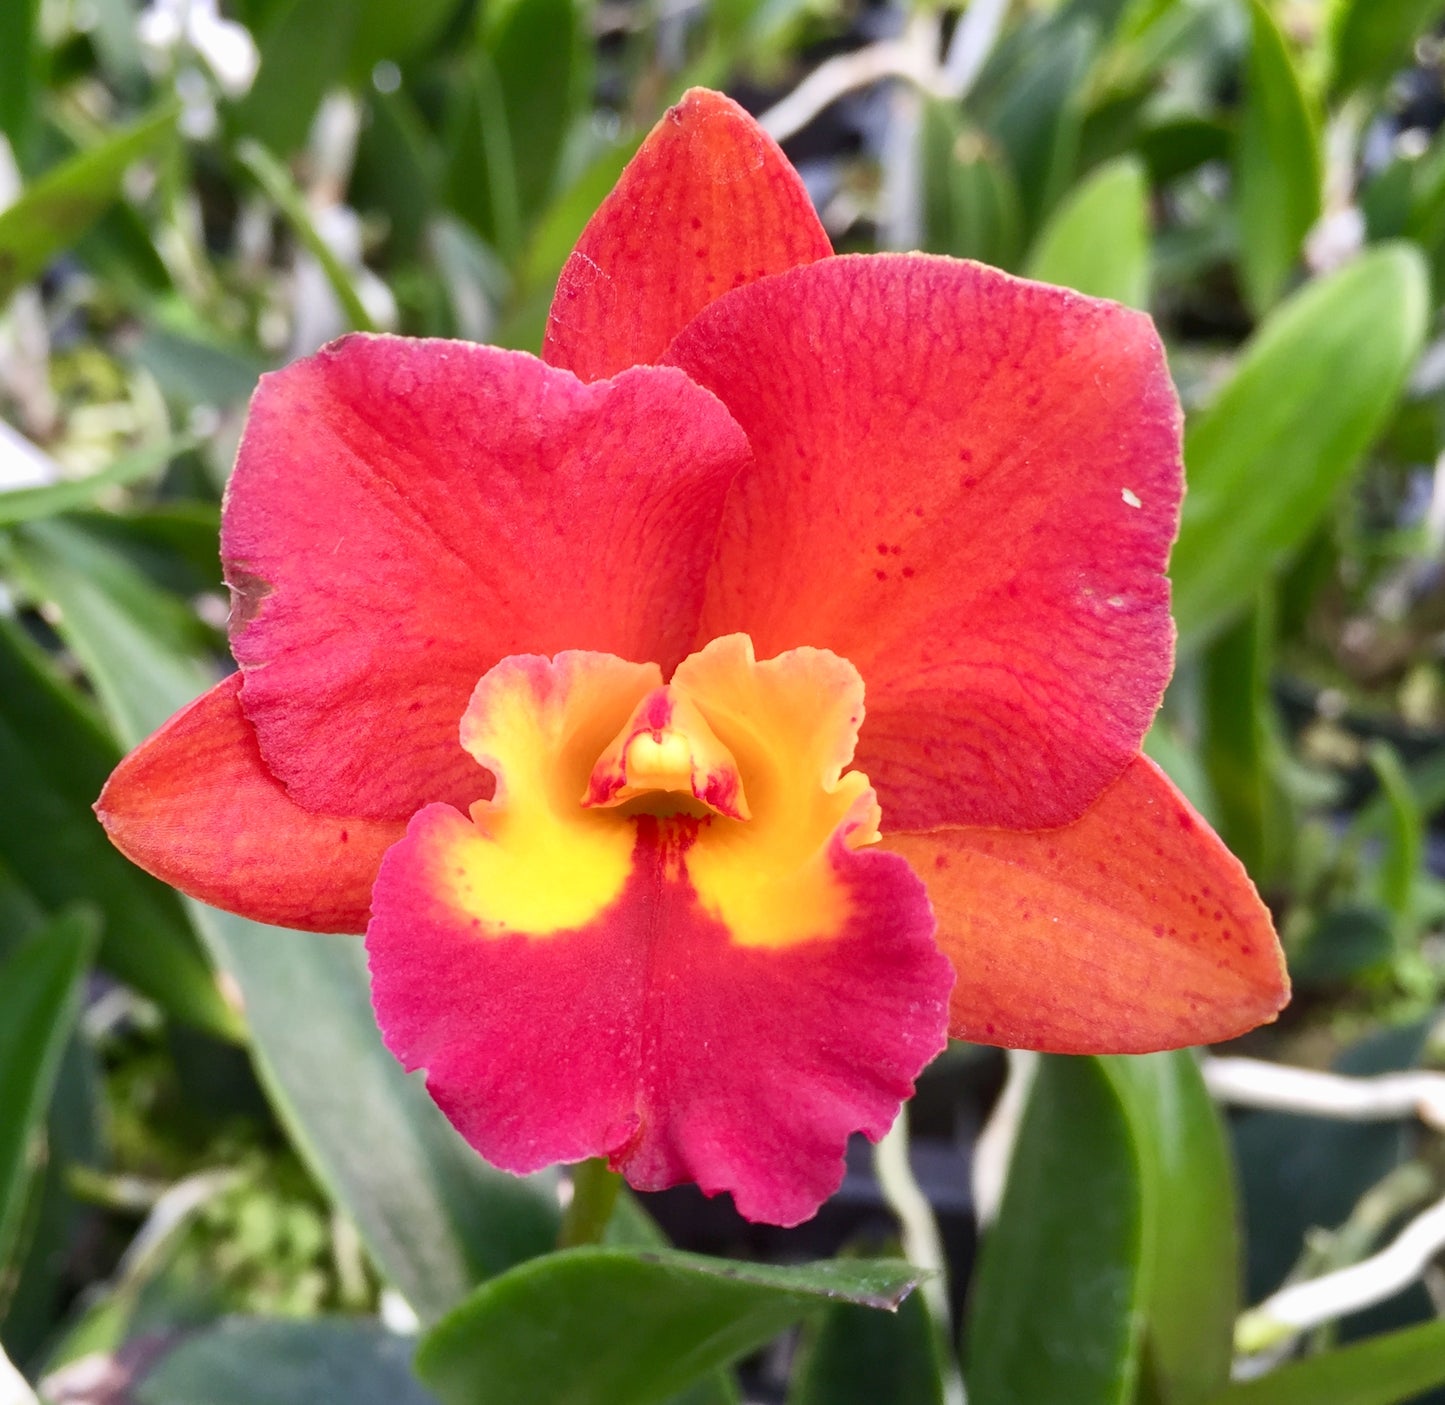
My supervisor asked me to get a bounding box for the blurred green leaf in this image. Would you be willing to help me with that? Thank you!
[919,103,1023,270]
[0,0,41,154]
[234,0,459,152]
[354,88,442,262]
[790,1285,947,1405]
[977,17,1097,233]
[0,617,235,1038]
[1292,905,1397,987]
[445,0,585,260]
[1026,154,1150,306]
[0,1024,104,1362]
[1200,600,1286,881]
[1138,116,1231,186]
[417,1248,925,1405]
[134,1317,438,1405]
[0,439,194,529]
[1143,716,1221,824]
[1329,0,1445,97]
[9,519,217,749]
[1203,1319,1445,1405]
[129,326,267,411]
[970,1053,1235,1405]
[1367,742,1423,927]
[966,1056,1145,1405]
[346,0,459,81]
[229,0,356,154]
[19,530,559,1319]
[1101,1053,1237,1405]
[1172,243,1428,653]
[0,104,177,308]
[1235,0,1321,315]
[0,907,97,1273]
[236,139,378,334]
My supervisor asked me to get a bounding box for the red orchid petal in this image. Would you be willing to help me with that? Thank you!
[96,674,401,933]
[369,805,945,1225]
[366,643,951,1226]
[543,88,832,382]
[666,254,1183,831]
[222,335,751,822]
[885,754,1288,1053]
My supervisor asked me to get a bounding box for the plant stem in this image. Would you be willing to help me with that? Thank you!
[557,1158,622,1249]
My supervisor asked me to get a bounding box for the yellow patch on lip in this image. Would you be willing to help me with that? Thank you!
[431,635,879,951]
[673,635,880,949]
[438,652,659,936]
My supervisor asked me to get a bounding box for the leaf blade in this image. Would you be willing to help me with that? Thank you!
[965,1056,1146,1405]
[0,908,98,1271]
[416,1247,925,1405]
[1026,154,1150,306]
[0,103,178,307]
[1235,0,1322,315]
[1204,1319,1445,1405]
[1172,243,1428,653]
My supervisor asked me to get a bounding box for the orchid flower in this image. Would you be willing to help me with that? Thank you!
[97,89,1288,1226]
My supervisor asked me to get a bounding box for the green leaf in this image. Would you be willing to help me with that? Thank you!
[236,139,378,334]
[445,0,585,259]
[1365,743,1424,927]
[1200,600,1287,882]
[9,519,217,748]
[0,439,194,529]
[0,908,98,1272]
[0,104,177,308]
[231,0,457,153]
[1202,1319,1445,1405]
[1138,116,1231,186]
[416,1248,925,1405]
[1100,1053,1237,1405]
[1026,155,1150,306]
[229,0,356,155]
[1291,904,1396,987]
[0,0,41,153]
[965,1056,1146,1405]
[918,102,1023,270]
[134,1318,438,1405]
[0,618,235,1038]
[345,0,459,81]
[1235,0,1322,315]
[1171,243,1428,653]
[977,17,1097,234]
[353,88,442,261]
[969,1052,1236,1405]
[1330,0,1445,97]
[790,1286,947,1405]
[17,528,559,1318]
[129,325,267,411]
